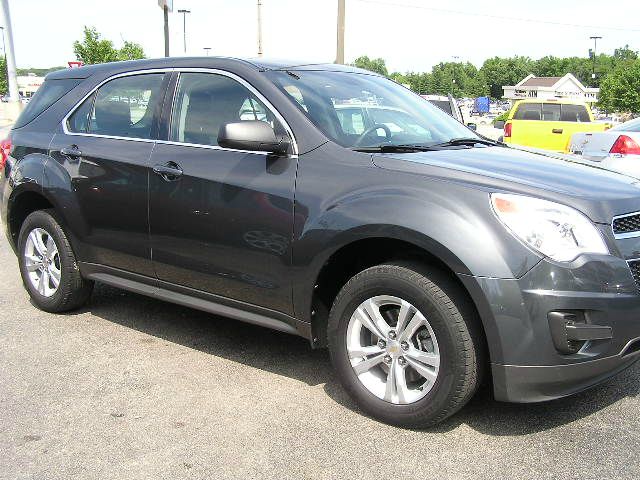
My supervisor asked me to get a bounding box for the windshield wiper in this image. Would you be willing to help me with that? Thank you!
[430,137,502,148]
[352,144,439,153]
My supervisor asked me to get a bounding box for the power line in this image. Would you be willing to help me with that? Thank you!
[353,0,640,33]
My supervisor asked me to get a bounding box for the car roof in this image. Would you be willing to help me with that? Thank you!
[514,99,589,106]
[45,56,376,80]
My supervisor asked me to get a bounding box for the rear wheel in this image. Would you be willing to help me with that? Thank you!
[328,262,483,427]
[18,210,93,312]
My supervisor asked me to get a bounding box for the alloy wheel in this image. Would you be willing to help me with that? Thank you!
[23,227,61,298]
[346,295,440,404]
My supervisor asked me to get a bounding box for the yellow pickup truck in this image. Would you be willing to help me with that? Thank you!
[496,99,609,153]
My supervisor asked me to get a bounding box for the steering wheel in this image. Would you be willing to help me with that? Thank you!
[354,123,392,147]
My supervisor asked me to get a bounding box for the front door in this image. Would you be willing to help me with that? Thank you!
[49,72,168,276]
[148,72,297,314]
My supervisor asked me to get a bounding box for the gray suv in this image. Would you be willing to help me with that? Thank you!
[2,57,640,428]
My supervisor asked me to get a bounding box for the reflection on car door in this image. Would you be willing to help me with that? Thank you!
[148,72,298,314]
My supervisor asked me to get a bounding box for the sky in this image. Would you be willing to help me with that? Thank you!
[4,0,640,72]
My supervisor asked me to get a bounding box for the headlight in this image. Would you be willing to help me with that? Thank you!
[490,193,609,262]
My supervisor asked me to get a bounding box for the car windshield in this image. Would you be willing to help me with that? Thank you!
[266,70,475,149]
[613,117,640,133]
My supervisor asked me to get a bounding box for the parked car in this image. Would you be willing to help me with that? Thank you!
[421,94,476,130]
[495,99,609,152]
[3,58,640,428]
[569,117,640,177]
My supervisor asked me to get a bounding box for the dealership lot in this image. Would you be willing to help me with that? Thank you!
[1,235,640,480]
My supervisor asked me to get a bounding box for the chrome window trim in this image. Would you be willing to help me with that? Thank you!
[612,210,640,240]
[60,67,299,157]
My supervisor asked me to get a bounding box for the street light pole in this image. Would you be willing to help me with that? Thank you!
[257,0,263,56]
[335,0,345,64]
[0,0,19,102]
[589,35,602,80]
[178,9,191,54]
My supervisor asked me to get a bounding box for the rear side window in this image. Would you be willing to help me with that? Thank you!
[68,73,165,139]
[513,103,541,121]
[14,78,80,129]
[560,104,590,122]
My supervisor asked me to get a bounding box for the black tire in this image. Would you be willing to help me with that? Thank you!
[327,262,484,428]
[17,209,93,313]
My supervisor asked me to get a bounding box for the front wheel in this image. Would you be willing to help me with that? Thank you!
[18,210,93,312]
[327,262,483,427]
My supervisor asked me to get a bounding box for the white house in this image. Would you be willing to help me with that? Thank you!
[502,73,599,104]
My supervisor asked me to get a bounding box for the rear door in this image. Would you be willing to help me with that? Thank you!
[48,72,169,276]
[148,71,297,314]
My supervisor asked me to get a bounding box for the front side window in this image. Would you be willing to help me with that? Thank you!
[170,72,283,147]
[267,70,473,149]
[68,73,165,139]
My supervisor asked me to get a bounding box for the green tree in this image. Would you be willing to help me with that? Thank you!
[73,26,145,65]
[117,41,146,61]
[353,55,388,76]
[73,27,119,64]
[0,57,7,94]
[598,59,640,113]
[479,56,534,98]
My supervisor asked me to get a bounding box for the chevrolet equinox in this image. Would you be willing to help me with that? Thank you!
[2,58,640,427]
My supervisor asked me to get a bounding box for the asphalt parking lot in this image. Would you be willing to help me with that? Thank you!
[1,236,640,480]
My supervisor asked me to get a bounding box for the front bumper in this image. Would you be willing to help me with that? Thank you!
[461,253,640,403]
[492,340,640,402]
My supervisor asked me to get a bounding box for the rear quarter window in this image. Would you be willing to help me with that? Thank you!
[14,78,81,128]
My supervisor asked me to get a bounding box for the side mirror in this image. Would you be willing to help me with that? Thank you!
[218,121,290,155]
[467,122,477,131]
[494,120,505,130]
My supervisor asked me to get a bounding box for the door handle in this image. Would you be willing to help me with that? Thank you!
[60,145,82,159]
[552,128,563,134]
[153,162,183,181]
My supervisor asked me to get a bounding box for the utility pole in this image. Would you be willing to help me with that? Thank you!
[0,0,19,103]
[335,0,345,64]
[589,35,602,80]
[163,4,170,57]
[0,27,6,57]
[257,0,263,56]
[203,47,211,56]
[178,9,190,54]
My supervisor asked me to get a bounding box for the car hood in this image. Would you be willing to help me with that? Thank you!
[373,146,640,224]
